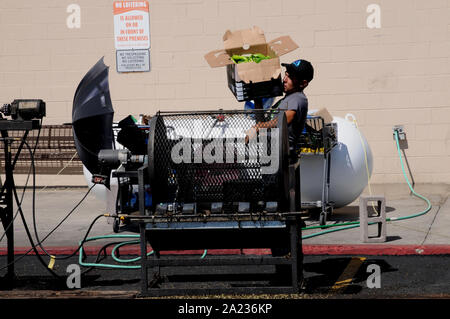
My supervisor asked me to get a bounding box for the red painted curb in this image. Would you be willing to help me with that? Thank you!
[302,244,450,256]
[1,245,450,256]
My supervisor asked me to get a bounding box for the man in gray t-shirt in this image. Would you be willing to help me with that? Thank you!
[276,59,314,153]
[274,89,308,150]
[246,59,314,160]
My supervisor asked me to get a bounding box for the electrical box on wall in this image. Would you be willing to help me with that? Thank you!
[393,125,408,150]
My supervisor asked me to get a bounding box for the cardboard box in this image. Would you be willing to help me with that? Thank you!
[205,26,298,102]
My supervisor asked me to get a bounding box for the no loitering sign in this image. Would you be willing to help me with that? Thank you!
[113,1,150,50]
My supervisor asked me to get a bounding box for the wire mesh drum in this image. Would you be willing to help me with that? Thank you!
[147,110,289,213]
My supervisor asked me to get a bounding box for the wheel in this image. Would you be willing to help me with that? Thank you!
[319,212,326,226]
[113,218,120,233]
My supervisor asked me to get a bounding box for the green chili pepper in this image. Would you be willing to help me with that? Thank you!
[231,54,250,64]
[231,53,271,64]
[251,53,271,63]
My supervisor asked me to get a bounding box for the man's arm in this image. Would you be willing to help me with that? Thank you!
[253,109,296,130]
[284,110,296,124]
[245,109,296,143]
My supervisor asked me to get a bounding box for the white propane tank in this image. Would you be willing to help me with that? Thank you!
[299,114,373,208]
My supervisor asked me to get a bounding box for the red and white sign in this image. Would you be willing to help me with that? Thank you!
[113,1,150,50]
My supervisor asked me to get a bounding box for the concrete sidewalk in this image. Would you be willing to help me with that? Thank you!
[1,183,449,255]
[303,184,450,249]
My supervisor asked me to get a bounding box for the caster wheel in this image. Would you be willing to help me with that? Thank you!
[113,218,120,233]
[319,213,326,227]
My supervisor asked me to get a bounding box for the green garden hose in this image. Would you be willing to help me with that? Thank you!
[79,234,142,269]
[111,239,152,263]
[78,234,207,269]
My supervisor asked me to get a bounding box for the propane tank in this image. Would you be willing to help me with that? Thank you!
[300,114,373,208]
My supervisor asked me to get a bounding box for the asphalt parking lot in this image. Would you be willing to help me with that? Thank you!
[1,254,449,299]
[1,184,449,301]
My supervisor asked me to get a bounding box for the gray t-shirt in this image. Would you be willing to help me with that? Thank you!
[273,91,308,148]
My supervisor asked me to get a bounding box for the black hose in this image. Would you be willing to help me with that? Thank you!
[10,177,63,281]
[0,122,104,279]
[0,122,42,242]
[0,169,31,243]
[30,181,98,260]
[19,139,97,260]
[0,120,42,197]
[0,184,102,272]
[0,208,105,274]
[80,241,125,276]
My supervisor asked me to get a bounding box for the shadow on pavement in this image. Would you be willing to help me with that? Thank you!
[303,257,398,295]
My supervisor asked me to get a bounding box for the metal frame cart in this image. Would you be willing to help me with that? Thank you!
[132,161,303,296]
[297,115,337,226]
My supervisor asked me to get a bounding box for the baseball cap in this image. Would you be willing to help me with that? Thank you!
[281,59,314,82]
